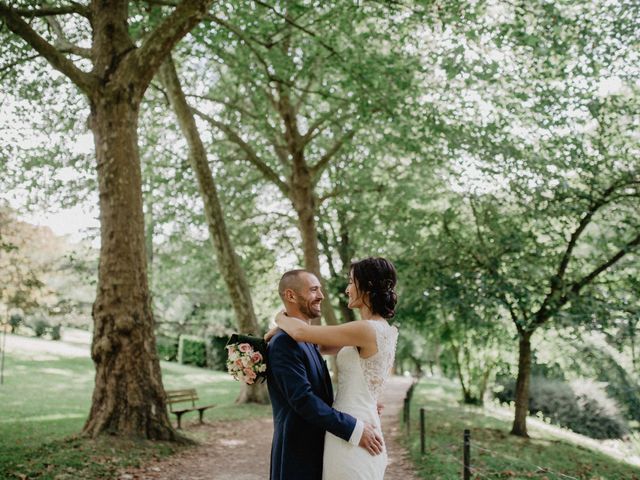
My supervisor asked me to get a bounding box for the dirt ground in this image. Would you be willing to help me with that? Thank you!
[119,376,420,480]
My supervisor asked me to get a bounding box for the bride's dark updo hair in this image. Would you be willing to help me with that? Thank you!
[351,257,397,319]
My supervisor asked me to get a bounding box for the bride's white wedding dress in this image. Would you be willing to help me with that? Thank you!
[323,320,399,480]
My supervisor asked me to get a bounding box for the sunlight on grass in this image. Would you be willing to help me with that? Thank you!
[0,414,86,424]
[0,350,270,480]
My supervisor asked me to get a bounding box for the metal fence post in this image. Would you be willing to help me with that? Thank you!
[405,397,410,434]
[0,320,7,385]
[463,429,471,480]
[420,407,426,454]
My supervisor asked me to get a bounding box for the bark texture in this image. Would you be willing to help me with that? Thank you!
[282,92,340,327]
[510,331,533,437]
[159,57,268,404]
[0,0,213,439]
[84,94,178,438]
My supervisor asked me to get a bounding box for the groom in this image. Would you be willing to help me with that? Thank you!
[266,269,383,480]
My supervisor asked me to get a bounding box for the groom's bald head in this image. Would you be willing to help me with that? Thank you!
[278,269,324,320]
[278,269,312,300]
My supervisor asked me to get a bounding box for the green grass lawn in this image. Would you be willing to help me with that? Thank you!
[0,352,270,479]
[404,377,640,480]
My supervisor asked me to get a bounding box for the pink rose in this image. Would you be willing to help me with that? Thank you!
[235,359,243,367]
[251,352,263,363]
[238,343,252,353]
[244,368,257,380]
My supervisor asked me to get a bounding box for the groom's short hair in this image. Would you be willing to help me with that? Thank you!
[278,269,314,300]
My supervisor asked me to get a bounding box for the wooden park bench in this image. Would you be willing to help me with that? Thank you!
[166,389,215,429]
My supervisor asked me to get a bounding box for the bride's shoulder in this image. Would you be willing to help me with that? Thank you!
[363,318,396,330]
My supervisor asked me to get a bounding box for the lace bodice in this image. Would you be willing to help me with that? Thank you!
[359,320,399,399]
[335,320,399,404]
[323,320,398,480]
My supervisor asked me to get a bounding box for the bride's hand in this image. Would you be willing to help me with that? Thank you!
[275,310,289,325]
[264,325,280,342]
[274,311,307,340]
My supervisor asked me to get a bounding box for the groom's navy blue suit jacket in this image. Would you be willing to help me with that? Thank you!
[267,330,357,480]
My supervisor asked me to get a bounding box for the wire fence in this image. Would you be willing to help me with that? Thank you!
[401,383,593,480]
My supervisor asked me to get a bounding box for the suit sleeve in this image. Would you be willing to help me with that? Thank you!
[269,333,357,442]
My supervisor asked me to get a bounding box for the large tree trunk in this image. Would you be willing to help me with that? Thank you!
[83,94,177,439]
[1,0,213,440]
[510,330,533,437]
[158,57,268,404]
[290,171,339,327]
[336,209,356,323]
[275,82,341,328]
[289,166,340,379]
[145,193,155,278]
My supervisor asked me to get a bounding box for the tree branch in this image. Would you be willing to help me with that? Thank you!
[126,0,213,91]
[441,213,525,329]
[205,13,274,49]
[185,93,262,120]
[556,182,619,281]
[317,183,383,204]
[569,231,640,299]
[253,0,340,58]
[310,129,356,182]
[206,46,279,109]
[45,16,91,58]
[536,180,625,322]
[532,230,640,330]
[0,3,95,94]
[0,53,39,80]
[192,107,289,196]
[12,3,89,18]
[301,108,352,148]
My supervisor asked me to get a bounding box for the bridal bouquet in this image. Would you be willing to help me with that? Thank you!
[226,334,268,385]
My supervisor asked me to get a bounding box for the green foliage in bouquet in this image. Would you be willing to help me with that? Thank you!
[225,334,268,384]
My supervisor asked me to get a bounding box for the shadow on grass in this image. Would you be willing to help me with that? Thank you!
[404,377,640,480]
[0,352,272,479]
[1,435,181,480]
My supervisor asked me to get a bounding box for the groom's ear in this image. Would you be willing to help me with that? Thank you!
[283,288,296,302]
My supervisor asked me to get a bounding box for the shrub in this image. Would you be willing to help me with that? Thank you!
[50,325,62,341]
[33,319,49,338]
[9,314,22,333]
[156,336,179,362]
[494,376,629,439]
[568,379,630,439]
[207,335,230,371]
[178,335,207,367]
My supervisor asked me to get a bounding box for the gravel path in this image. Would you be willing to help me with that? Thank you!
[119,376,419,480]
[380,376,421,480]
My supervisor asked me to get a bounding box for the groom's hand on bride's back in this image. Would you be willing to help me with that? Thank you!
[359,423,384,456]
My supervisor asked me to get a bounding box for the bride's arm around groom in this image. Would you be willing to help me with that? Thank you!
[266,269,382,480]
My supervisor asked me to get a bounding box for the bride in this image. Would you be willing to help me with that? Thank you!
[268,257,399,480]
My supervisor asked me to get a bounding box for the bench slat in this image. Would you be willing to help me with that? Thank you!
[165,389,213,429]
[167,389,197,396]
[166,389,199,406]
[167,394,198,402]
[171,404,215,414]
